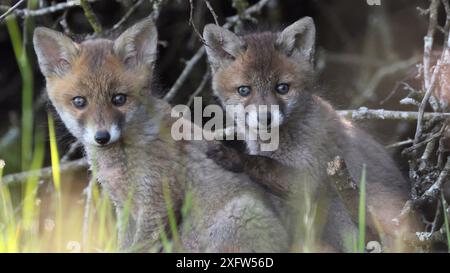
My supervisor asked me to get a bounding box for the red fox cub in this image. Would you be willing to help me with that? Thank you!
[204,17,418,251]
[33,18,288,252]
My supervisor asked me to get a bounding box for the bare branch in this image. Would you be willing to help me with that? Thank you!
[337,108,450,121]
[2,158,88,187]
[414,156,450,207]
[414,52,447,143]
[0,0,99,18]
[386,139,414,149]
[226,0,269,25]
[0,0,26,22]
[187,72,211,107]
[61,141,82,162]
[164,47,206,102]
[352,55,420,106]
[204,0,219,25]
[326,156,378,241]
[423,0,440,92]
[188,0,205,43]
[112,0,145,31]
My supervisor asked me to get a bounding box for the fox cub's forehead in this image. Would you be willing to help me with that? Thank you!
[75,39,122,76]
[235,33,298,80]
[52,39,149,94]
[45,38,150,101]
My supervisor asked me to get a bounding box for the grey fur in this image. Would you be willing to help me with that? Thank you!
[205,17,417,252]
[203,24,245,72]
[113,18,158,69]
[276,17,316,65]
[33,27,79,77]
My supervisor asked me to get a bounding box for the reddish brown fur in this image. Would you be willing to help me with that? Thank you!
[214,32,313,109]
[46,39,151,130]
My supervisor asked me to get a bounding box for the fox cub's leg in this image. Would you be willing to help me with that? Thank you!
[203,193,288,252]
[116,206,163,252]
[115,206,137,251]
[206,142,294,197]
[131,208,164,252]
[321,195,358,252]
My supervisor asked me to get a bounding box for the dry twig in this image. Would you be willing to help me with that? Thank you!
[0,0,26,22]
[337,108,450,121]
[0,0,98,18]
[2,158,88,186]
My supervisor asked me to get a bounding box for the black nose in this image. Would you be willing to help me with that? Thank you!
[95,131,111,145]
[258,112,272,126]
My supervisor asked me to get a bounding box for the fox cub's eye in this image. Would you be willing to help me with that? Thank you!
[72,96,87,109]
[112,94,127,106]
[275,83,289,95]
[237,86,251,97]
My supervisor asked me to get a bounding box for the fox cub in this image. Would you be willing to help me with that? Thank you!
[204,17,417,251]
[33,19,288,252]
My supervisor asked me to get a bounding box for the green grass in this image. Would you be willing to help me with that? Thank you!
[48,113,63,250]
[162,177,179,249]
[5,14,34,171]
[358,164,367,253]
[0,159,16,252]
[0,114,119,252]
[21,129,44,251]
[0,1,120,254]
[442,192,450,253]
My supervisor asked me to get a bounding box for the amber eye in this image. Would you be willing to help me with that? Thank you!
[237,86,251,97]
[112,94,127,106]
[72,96,87,109]
[275,83,289,95]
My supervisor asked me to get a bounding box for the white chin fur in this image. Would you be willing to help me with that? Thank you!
[246,108,284,129]
[109,124,121,143]
[83,124,121,146]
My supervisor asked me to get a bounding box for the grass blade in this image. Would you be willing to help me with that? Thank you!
[21,129,45,252]
[48,114,63,250]
[5,14,34,171]
[441,192,450,253]
[358,164,367,253]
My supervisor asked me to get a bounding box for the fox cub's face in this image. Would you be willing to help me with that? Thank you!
[33,19,158,147]
[204,18,316,129]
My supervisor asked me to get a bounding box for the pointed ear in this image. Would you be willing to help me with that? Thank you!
[276,17,316,65]
[33,27,79,78]
[113,18,158,70]
[203,24,245,72]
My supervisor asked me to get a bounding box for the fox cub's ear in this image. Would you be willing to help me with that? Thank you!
[33,28,79,78]
[276,17,316,65]
[203,24,244,72]
[114,18,158,70]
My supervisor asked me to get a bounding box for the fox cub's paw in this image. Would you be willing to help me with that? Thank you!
[206,141,245,173]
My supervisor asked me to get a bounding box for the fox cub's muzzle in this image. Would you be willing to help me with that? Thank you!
[246,107,283,130]
[95,131,111,145]
[84,124,121,147]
